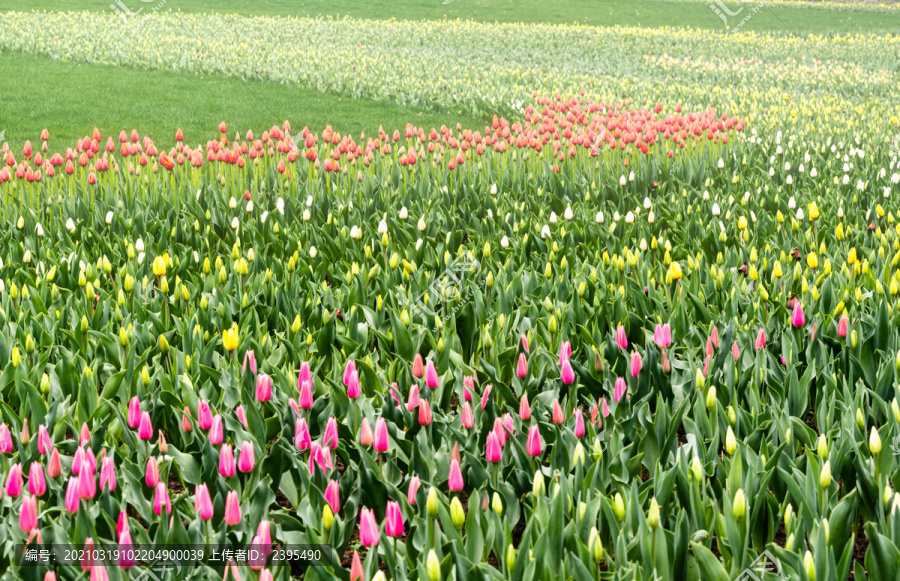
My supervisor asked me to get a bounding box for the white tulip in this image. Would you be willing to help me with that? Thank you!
[276,198,285,214]
[229,197,237,209]
[399,207,408,220]
[306,195,313,207]
[350,226,361,239]
[619,175,626,186]
[541,225,551,239]
[643,197,651,210]
[310,246,317,258]
[564,206,573,220]
[718,158,724,168]
[625,212,634,224]
[36,223,44,237]
[135,238,144,252]
[105,211,113,224]
[137,252,145,265]
[231,217,239,230]
[500,235,509,248]
[378,220,388,234]
[549,212,558,224]
[490,184,497,195]
[261,211,269,223]
[66,218,76,233]
[193,251,200,263]
[712,203,720,216]
[595,211,604,224]
[810,167,817,178]
[417,216,426,231]
[303,209,310,221]
[246,200,254,213]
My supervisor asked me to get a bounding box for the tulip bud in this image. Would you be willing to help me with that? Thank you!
[426,487,439,518]
[804,550,815,581]
[322,504,334,533]
[732,489,746,520]
[690,455,703,483]
[705,385,716,411]
[533,471,546,497]
[784,504,793,530]
[613,492,625,521]
[426,549,441,581]
[647,498,660,529]
[505,544,516,571]
[589,527,603,563]
[725,426,737,455]
[40,373,50,394]
[816,435,827,459]
[450,497,465,530]
[870,427,882,456]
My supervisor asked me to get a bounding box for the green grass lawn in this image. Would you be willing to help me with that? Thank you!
[0,51,486,147]
[1,0,898,32]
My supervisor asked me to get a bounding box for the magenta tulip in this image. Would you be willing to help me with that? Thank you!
[385,501,404,538]
[614,377,627,403]
[791,302,806,327]
[325,480,340,513]
[237,441,256,473]
[137,412,153,440]
[408,476,421,505]
[526,425,542,457]
[153,483,171,516]
[224,490,242,525]
[615,325,628,350]
[195,483,213,520]
[486,431,502,463]
[373,418,389,452]
[219,444,236,477]
[99,457,115,492]
[255,373,272,402]
[359,508,380,547]
[20,494,38,532]
[448,458,464,491]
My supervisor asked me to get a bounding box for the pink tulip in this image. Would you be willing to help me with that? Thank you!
[80,423,91,446]
[385,501,404,538]
[299,361,313,390]
[257,520,273,553]
[48,449,62,479]
[89,564,109,581]
[81,540,94,572]
[792,302,806,327]
[137,412,153,440]
[461,401,474,429]
[463,376,474,401]
[182,407,193,432]
[838,316,849,338]
[711,326,720,349]
[561,359,575,384]
[373,418,389,452]
[408,476,421,505]
[418,400,433,426]
[412,354,425,378]
[20,494,38,532]
[224,490,242,525]
[36,425,51,455]
[209,415,224,445]
[359,508,380,547]
[493,417,507,447]
[703,354,711,377]
[298,380,314,409]
[325,480,340,513]
[146,456,160,487]
[448,458,464,491]
[347,370,361,399]
[425,360,440,388]
[732,341,740,361]
[238,441,256,473]
[235,405,249,430]
[573,409,585,438]
[118,529,135,568]
[295,417,311,450]
[324,417,339,449]
[630,351,642,377]
[117,510,130,537]
[614,377,627,403]
[407,384,421,411]
[350,550,364,581]
[526,425,542,457]
[308,443,328,475]
[519,394,531,420]
[360,417,374,446]
[480,384,492,411]
[705,336,714,357]
[559,341,572,366]
[486,431,502,463]
[343,360,357,387]
[127,396,141,428]
[517,353,528,378]
[242,350,257,375]
[552,400,565,425]
[83,447,97,475]
[195,483,213,520]
[755,328,766,350]
[389,383,401,407]
[654,323,672,348]
[615,325,628,350]
[503,413,515,438]
[219,444,236,477]
[198,400,213,430]
[65,477,80,513]
[601,398,610,417]
[521,333,530,353]
[0,423,12,453]
[256,373,272,402]
[591,405,599,426]
[153,483,171,515]
[6,462,23,497]
[28,462,46,496]
[99,457,116,492]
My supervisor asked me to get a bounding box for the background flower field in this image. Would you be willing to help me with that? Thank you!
[0,1,900,580]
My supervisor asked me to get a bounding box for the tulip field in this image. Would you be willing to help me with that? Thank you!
[2,3,900,581]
